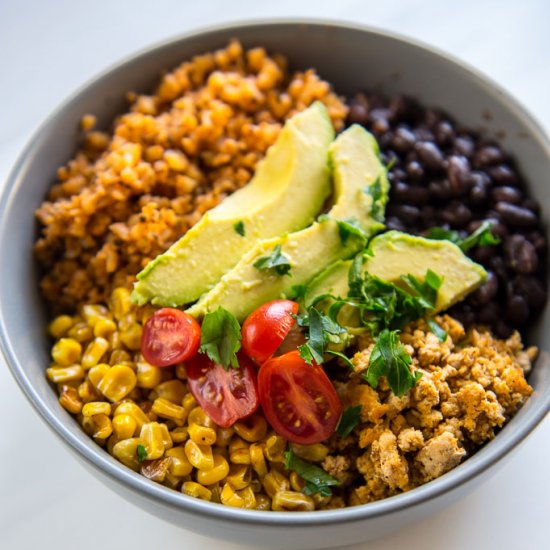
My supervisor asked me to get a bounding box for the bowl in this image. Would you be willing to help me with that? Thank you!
[1,19,549,550]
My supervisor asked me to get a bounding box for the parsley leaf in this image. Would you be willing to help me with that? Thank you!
[336,405,362,437]
[427,319,448,342]
[253,244,292,276]
[286,283,308,303]
[366,329,421,397]
[365,176,385,223]
[318,214,369,245]
[199,307,241,370]
[284,450,340,497]
[136,444,148,463]
[233,221,245,236]
[426,220,500,252]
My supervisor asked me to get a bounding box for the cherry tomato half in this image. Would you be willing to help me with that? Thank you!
[241,300,299,365]
[141,308,200,367]
[258,351,342,445]
[186,353,259,428]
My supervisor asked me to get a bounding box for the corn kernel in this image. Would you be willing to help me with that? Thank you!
[94,318,117,338]
[136,360,162,389]
[51,338,82,366]
[58,385,83,414]
[175,364,187,380]
[158,422,173,451]
[182,393,197,411]
[226,464,251,490]
[109,332,124,352]
[234,415,267,442]
[112,437,141,471]
[272,490,315,511]
[166,447,193,477]
[262,470,290,498]
[250,443,268,478]
[188,423,216,446]
[141,457,171,482]
[46,364,85,384]
[81,337,110,369]
[140,422,167,460]
[114,402,150,429]
[265,434,286,462]
[216,427,235,447]
[182,481,212,501]
[156,380,187,404]
[187,406,216,428]
[92,414,113,439]
[184,439,214,471]
[88,363,110,388]
[82,304,109,327]
[109,348,132,364]
[255,494,271,511]
[220,483,256,509]
[196,454,229,485]
[120,323,142,350]
[107,434,119,455]
[112,414,138,440]
[77,379,99,403]
[170,426,189,444]
[67,322,93,343]
[111,288,132,321]
[291,443,329,463]
[229,446,251,465]
[48,315,74,338]
[289,471,305,492]
[152,398,186,423]
[97,364,137,401]
[82,401,112,417]
[80,414,95,436]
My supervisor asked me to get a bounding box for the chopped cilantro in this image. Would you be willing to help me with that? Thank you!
[284,450,340,497]
[326,350,355,371]
[253,244,292,276]
[366,329,422,397]
[318,214,369,245]
[365,176,385,223]
[136,444,147,463]
[336,405,362,437]
[427,319,448,342]
[233,221,245,236]
[199,307,241,369]
[286,283,308,303]
[426,220,500,252]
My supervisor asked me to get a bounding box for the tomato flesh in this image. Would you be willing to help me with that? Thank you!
[241,300,299,365]
[141,308,200,367]
[186,353,259,428]
[258,351,342,444]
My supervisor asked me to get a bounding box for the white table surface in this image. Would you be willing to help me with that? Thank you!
[1,1,548,549]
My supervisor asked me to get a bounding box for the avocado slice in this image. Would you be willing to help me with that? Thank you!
[187,125,389,321]
[305,231,487,312]
[131,102,335,307]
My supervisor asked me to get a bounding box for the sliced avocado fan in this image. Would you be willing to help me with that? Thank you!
[187,125,389,321]
[304,230,487,312]
[131,102,334,307]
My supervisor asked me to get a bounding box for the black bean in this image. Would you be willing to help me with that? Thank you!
[391,126,416,153]
[526,231,547,252]
[469,271,499,305]
[406,160,424,181]
[454,135,475,157]
[439,202,472,227]
[429,179,453,201]
[467,218,508,241]
[415,141,444,170]
[447,155,471,196]
[471,245,497,264]
[420,205,437,227]
[513,275,548,310]
[385,216,407,232]
[392,181,430,205]
[522,198,541,214]
[474,145,506,167]
[488,165,519,186]
[476,302,501,325]
[451,303,476,326]
[387,204,421,225]
[489,255,508,282]
[505,294,529,325]
[469,183,490,206]
[389,95,422,122]
[347,103,368,124]
[491,186,523,204]
[378,132,394,149]
[504,234,538,274]
[388,168,406,184]
[424,109,442,129]
[495,202,538,227]
[414,127,435,142]
[494,320,513,339]
[435,120,455,146]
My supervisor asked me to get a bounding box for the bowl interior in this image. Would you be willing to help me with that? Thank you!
[1,20,549,533]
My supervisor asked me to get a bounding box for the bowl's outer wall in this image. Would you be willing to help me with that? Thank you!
[1,21,549,549]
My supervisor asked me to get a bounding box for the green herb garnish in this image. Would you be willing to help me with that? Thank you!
[318,214,369,245]
[426,220,500,252]
[284,451,340,497]
[336,405,362,437]
[286,283,308,303]
[427,319,448,342]
[199,307,241,369]
[366,329,421,397]
[253,244,292,276]
[233,221,245,236]
[365,176,385,223]
[136,444,148,463]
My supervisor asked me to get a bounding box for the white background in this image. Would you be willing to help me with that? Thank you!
[0,1,549,549]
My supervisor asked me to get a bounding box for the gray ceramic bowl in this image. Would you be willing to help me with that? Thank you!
[1,19,549,550]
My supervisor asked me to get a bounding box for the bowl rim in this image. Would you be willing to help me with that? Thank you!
[1,16,550,527]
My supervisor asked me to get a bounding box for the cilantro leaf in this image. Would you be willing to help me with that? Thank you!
[286,284,308,303]
[426,220,500,252]
[336,405,362,437]
[253,244,292,276]
[427,319,448,342]
[365,329,421,397]
[326,350,355,371]
[199,307,241,370]
[318,214,369,245]
[365,176,385,223]
[233,221,245,236]
[400,269,443,310]
[284,451,340,496]
[136,444,147,463]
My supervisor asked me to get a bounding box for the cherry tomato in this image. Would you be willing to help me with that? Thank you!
[241,300,299,364]
[141,308,200,367]
[258,351,342,444]
[186,353,259,428]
